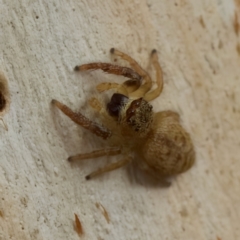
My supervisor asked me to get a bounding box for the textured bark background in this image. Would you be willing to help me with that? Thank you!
[1,0,240,240]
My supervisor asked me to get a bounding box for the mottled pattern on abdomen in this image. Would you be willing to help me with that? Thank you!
[142,121,195,176]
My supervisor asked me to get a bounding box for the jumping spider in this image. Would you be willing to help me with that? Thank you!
[52,48,195,183]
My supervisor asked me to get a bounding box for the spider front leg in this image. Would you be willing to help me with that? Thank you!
[86,155,132,180]
[74,63,141,83]
[88,97,113,122]
[52,99,111,139]
[96,80,141,95]
[88,97,103,112]
[144,50,164,102]
[96,82,128,96]
[74,56,143,96]
[110,48,152,98]
[110,48,148,80]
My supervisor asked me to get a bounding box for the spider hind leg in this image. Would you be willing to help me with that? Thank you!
[85,155,132,180]
[68,147,121,161]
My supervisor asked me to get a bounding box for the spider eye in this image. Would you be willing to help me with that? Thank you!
[107,93,128,117]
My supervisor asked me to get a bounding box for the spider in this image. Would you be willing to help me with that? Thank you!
[52,48,195,183]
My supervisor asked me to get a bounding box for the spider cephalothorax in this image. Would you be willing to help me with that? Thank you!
[52,48,195,183]
[120,97,153,134]
[107,93,153,134]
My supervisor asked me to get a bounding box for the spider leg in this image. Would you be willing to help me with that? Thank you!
[88,97,113,122]
[144,50,164,102]
[52,99,111,139]
[110,48,152,98]
[123,79,142,93]
[68,147,121,161]
[96,82,128,96]
[88,97,103,112]
[96,80,140,95]
[85,155,132,180]
[75,62,142,96]
[75,63,141,82]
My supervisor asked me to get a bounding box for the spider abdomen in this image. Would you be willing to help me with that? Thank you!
[141,111,195,176]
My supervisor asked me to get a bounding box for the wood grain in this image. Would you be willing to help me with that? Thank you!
[0,0,239,239]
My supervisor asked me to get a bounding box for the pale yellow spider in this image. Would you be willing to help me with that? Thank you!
[52,48,195,183]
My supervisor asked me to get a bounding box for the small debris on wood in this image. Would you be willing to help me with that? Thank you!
[199,16,206,28]
[95,202,110,224]
[236,43,240,56]
[233,11,240,35]
[74,213,84,236]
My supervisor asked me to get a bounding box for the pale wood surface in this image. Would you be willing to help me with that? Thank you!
[0,1,240,240]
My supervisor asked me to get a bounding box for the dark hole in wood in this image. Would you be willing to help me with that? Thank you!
[0,92,6,111]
